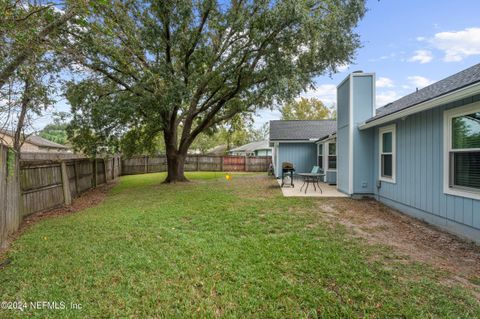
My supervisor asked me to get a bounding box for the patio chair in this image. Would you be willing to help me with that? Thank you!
[298,166,325,194]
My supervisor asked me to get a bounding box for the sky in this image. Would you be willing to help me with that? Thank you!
[34,0,480,131]
[254,0,480,127]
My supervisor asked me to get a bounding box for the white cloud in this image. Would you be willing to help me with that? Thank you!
[376,77,394,88]
[408,50,433,64]
[431,27,480,62]
[337,63,349,72]
[300,84,337,106]
[407,75,434,88]
[376,91,399,107]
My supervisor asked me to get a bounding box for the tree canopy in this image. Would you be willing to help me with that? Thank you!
[64,0,366,182]
[281,97,333,120]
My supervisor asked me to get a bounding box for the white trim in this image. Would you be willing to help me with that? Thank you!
[348,74,354,194]
[326,141,337,171]
[443,101,480,200]
[372,73,377,117]
[273,142,279,177]
[360,82,480,130]
[378,124,396,183]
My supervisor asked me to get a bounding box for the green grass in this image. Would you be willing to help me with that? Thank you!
[0,172,478,318]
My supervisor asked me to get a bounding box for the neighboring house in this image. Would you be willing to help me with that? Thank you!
[269,120,337,184]
[228,140,272,156]
[206,144,228,155]
[271,63,480,243]
[0,129,71,153]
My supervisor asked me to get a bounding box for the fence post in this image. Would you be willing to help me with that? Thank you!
[220,156,224,172]
[111,158,114,180]
[92,159,97,188]
[103,158,107,184]
[0,146,7,248]
[60,161,72,206]
[196,155,199,171]
[244,156,248,172]
[145,156,148,174]
[74,160,80,196]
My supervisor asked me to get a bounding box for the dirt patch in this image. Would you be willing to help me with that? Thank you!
[316,198,480,299]
[0,182,116,255]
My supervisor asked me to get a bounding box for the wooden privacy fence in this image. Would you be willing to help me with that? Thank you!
[0,150,121,248]
[19,157,121,216]
[121,155,272,175]
[0,145,20,249]
[1,152,267,248]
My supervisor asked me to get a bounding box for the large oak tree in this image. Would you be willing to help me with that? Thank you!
[66,0,366,182]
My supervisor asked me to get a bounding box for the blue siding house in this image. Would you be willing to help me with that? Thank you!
[270,120,337,183]
[271,63,480,243]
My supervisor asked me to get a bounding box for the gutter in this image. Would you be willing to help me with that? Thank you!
[359,81,480,130]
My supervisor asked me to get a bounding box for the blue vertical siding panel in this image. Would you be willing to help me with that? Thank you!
[352,76,375,194]
[446,195,455,221]
[426,110,433,213]
[432,108,440,215]
[336,78,350,194]
[464,199,473,226]
[414,115,420,209]
[373,94,480,243]
[454,197,464,223]
[473,201,480,228]
[278,143,317,174]
[420,112,425,212]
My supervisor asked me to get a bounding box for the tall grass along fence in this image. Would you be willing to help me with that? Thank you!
[0,147,121,248]
[121,155,272,175]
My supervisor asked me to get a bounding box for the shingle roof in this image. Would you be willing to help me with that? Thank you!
[367,63,480,123]
[0,129,69,149]
[27,135,69,149]
[229,140,271,152]
[269,120,336,141]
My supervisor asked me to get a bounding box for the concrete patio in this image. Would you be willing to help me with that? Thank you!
[276,176,348,197]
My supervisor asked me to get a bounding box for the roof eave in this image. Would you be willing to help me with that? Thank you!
[359,81,480,130]
[269,139,318,143]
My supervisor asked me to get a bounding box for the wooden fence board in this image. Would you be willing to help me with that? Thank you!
[1,152,121,249]
[121,155,271,174]
[1,152,270,249]
[0,146,8,248]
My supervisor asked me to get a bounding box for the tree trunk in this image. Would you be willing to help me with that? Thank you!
[164,150,188,183]
[163,131,189,183]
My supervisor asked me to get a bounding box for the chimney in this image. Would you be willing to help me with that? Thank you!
[336,72,376,196]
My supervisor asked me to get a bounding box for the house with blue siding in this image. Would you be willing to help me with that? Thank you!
[270,64,480,243]
[270,120,337,184]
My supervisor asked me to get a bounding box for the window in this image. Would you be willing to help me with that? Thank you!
[317,144,323,170]
[379,124,396,183]
[328,143,336,170]
[444,103,480,199]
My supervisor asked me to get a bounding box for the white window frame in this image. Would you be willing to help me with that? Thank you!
[326,141,337,171]
[443,102,480,200]
[317,143,324,170]
[378,124,396,183]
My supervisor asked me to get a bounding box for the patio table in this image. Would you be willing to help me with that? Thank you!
[297,173,325,194]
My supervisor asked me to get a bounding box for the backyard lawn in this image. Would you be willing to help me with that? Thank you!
[0,172,479,318]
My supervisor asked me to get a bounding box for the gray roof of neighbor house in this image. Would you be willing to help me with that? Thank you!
[269,120,336,141]
[229,140,271,153]
[0,129,69,149]
[367,63,480,123]
[206,144,228,155]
